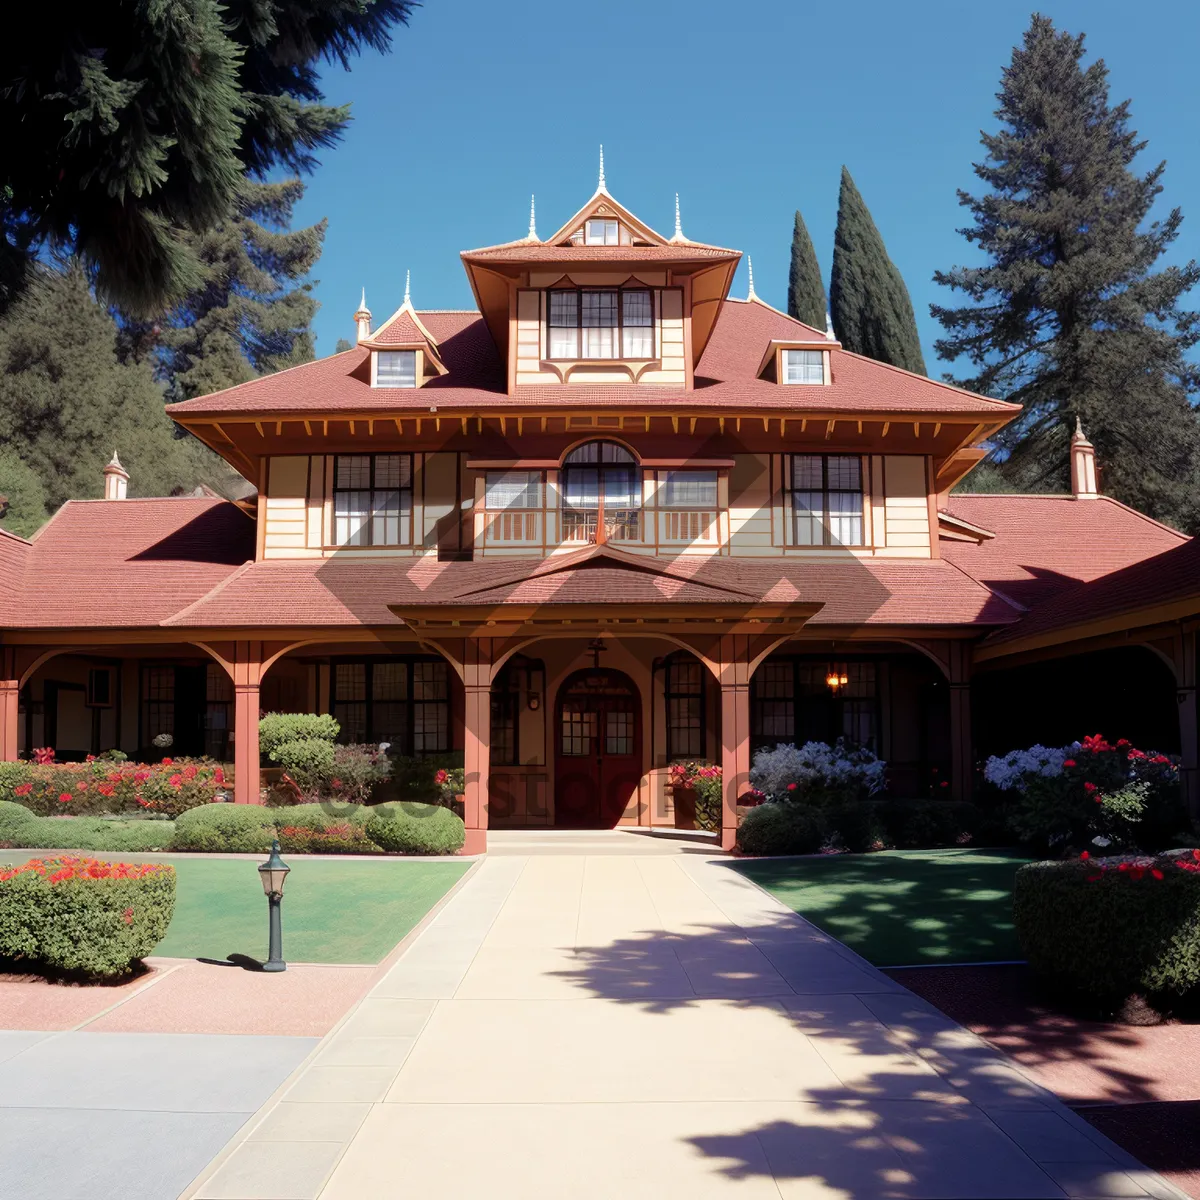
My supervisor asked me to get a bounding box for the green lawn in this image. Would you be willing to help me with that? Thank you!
[0,853,470,965]
[733,848,1032,967]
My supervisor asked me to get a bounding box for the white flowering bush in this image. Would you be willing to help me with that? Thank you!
[749,740,887,806]
[983,744,1074,792]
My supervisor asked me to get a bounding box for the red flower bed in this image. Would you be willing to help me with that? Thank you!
[0,856,176,979]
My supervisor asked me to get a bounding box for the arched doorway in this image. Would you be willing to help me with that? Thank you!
[554,667,642,826]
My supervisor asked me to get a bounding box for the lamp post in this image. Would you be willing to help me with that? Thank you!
[258,839,291,972]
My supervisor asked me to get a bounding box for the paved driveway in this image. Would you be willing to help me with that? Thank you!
[185,853,1183,1199]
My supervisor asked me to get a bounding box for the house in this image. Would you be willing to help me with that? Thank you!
[1,167,1195,850]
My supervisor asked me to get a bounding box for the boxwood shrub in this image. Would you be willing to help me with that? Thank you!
[271,802,377,854]
[172,803,275,853]
[1014,851,1200,1006]
[736,802,827,856]
[365,802,465,855]
[17,817,176,853]
[0,856,176,978]
[875,800,980,849]
[0,800,40,845]
[258,712,340,757]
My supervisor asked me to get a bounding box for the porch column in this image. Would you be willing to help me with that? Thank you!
[463,681,490,854]
[1177,630,1198,820]
[232,642,264,805]
[948,641,972,802]
[0,649,18,762]
[719,681,751,852]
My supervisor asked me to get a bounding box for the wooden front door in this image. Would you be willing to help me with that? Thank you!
[554,669,642,827]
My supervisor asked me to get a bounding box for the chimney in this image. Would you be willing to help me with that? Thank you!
[103,451,129,501]
[1071,417,1098,499]
[354,289,372,343]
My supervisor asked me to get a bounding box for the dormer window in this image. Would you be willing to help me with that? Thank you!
[783,349,824,385]
[548,288,654,360]
[585,219,619,245]
[375,350,416,388]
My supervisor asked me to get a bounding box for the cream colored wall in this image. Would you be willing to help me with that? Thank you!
[880,455,932,557]
[259,452,935,562]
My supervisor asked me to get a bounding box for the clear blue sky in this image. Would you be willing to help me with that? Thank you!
[295,0,1200,371]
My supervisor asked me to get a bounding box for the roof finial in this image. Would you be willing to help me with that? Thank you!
[1073,413,1086,441]
[672,193,684,240]
[825,311,835,340]
[403,270,411,307]
[598,144,606,192]
[746,256,758,301]
[528,194,537,240]
[354,288,370,318]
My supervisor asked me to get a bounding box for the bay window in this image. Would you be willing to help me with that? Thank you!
[547,288,655,360]
[333,454,413,547]
[785,454,864,547]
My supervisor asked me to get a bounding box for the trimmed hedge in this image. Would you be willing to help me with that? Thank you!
[259,713,339,757]
[1014,851,1200,1005]
[875,800,980,849]
[172,804,275,853]
[20,817,176,853]
[365,802,465,855]
[736,803,827,856]
[0,856,176,978]
[271,802,377,854]
[0,800,39,845]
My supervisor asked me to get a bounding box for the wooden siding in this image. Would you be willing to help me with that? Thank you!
[882,455,931,556]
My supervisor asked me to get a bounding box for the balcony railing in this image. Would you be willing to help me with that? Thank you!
[486,510,540,545]
[659,510,717,544]
[562,507,641,545]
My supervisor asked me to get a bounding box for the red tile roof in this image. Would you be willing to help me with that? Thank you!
[0,528,31,625]
[370,310,431,346]
[942,494,1188,611]
[162,551,1018,629]
[981,535,1200,652]
[4,499,254,630]
[461,245,739,263]
[167,299,1017,420]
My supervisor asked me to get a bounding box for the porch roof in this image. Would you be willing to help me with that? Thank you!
[152,550,1021,632]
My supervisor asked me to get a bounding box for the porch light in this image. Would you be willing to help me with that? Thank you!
[258,839,291,973]
[825,667,849,692]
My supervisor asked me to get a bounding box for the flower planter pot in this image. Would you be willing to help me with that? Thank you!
[671,785,698,831]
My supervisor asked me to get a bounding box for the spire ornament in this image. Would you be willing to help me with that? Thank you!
[528,194,537,240]
[598,145,606,192]
[747,256,758,301]
[403,270,411,307]
[670,192,685,242]
[825,311,836,340]
[354,289,372,342]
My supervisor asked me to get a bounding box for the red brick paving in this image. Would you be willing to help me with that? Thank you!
[0,959,376,1037]
[890,964,1200,1199]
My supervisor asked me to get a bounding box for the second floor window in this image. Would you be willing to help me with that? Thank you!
[786,455,864,546]
[783,349,824,384]
[561,441,641,543]
[660,470,718,508]
[585,218,620,245]
[333,454,413,547]
[376,350,416,387]
[548,289,654,360]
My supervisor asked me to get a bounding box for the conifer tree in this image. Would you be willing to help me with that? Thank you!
[830,169,926,374]
[0,448,48,538]
[334,338,355,354]
[933,15,1200,530]
[0,267,237,509]
[0,1,414,316]
[152,180,325,401]
[787,210,827,329]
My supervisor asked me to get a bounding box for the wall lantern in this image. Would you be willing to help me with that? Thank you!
[257,839,291,972]
[825,666,849,692]
[527,693,541,711]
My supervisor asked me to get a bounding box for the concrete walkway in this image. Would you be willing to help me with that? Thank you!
[184,852,1184,1200]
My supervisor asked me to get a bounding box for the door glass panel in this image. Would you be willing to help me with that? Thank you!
[560,709,596,757]
[605,711,634,756]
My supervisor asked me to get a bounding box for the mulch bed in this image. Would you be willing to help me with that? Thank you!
[889,964,1200,1198]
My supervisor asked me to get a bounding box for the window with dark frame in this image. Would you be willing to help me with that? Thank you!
[330,658,450,755]
[333,454,413,547]
[664,656,705,760]
[204,664,233,760]
[784,454,864,547]
[546,288,655,361]
[750,659,879,752]
[141,667,175,745]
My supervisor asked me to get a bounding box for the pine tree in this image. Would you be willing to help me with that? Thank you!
[830,168,927,374]
[932,16,1200,530]
[0,1,414,317]
[0,448,48,538]
[787,210,827,329]
[150,180,325,401]
[334,338,355,354]
[0,267,238,509]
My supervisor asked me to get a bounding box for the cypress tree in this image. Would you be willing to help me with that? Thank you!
[151,180,325,401]
[0,267,237,509]
[0,448,48,538]
[933,15,1200,530]
[787,210,827,329]
[830,169,926,374]
[0,1,414,317]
